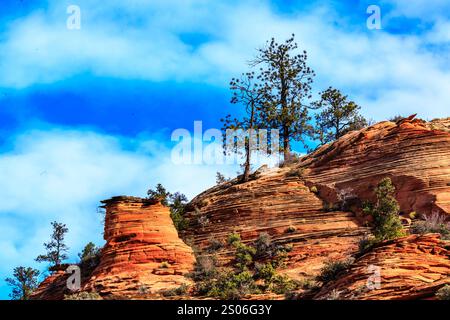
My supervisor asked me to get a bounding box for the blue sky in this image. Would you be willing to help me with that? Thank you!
[0,0,449,299]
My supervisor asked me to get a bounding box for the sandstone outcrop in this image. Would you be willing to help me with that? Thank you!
[300,118,450,217]
[85,196,196,298]
[183,118,450,282]
[31,118,450,300]
[32,197,196,299]
[31,270,69,300]
[183,171,368,279]
[314,234,450,300]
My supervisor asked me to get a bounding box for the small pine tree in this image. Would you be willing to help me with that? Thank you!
[78,242,99,262]
[170,192,188,231]
[313,87,367,145]
[215,172,228,185]
[5,266,40,300]
[147,184,189,231]
[35,221,69,268]
[363,178,405,241]
[78,242,101,272]
[147,183,171,206]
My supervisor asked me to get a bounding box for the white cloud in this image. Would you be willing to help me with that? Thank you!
[0,0,449,120]
[0,126,243,298]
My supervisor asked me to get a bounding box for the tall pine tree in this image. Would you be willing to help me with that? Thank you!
[35,221,69,268]
[221,72,264,181]
[252,35,315,161]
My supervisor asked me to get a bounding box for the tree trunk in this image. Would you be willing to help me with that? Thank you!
[283,126,290,162]
[243,103,255,182]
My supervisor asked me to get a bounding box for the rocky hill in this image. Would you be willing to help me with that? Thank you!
[31,117,450,300]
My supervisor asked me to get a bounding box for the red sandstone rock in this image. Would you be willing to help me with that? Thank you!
[300,119,450,217]
[31,271,68,300]
[314,234,450,300]
[183,118,450,283]
[31,118,450,300]
[184,170,368,279]
[84,197,196,298]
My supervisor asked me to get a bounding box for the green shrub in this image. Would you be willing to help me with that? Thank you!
[270,274,299,294]
[298,278,320,291]
[358,236,379,255]
[227,232,241,245]
[207,270,258,300]
[193,232,297,298]
[316,258,354,283]
[436,285,450,300]
[254,262,276,282]
[363,178,405,241]
[234,241,256,271]
[310,186,318,193]
[160,261,170,268]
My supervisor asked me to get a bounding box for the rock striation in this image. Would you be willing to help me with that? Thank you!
[183,170,368,279]
[31,118,450,299]
[32,196,196,299]
[314,234,450,300]
[85,196,196,298]
[31,270,70,300]
[300,118,450,217]
[183,118,450,281]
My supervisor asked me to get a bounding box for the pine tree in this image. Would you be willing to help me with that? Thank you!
[313,87,367,146]
[78,242,101,270]
[363,177,405,241]
[251,35,315,161]
[5,266,40,300]
[169,192,188,231]
[35,221,69,268]
[215,172,228,185]
[147,183,171,205]
[221,72,264,181]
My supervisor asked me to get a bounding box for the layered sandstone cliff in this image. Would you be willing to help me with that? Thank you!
[300,118,450,217]
[314,234,450,300]
[183,169,367,279]
[32,196,196,299]
[183,118,450,283]
[85,196,196,298]
[31,118,450,300]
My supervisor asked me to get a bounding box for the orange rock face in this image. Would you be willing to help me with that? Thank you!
[31,271,69,300]
[314,234,450,300]
[183,169,368,279]
[301,118,450,217]
[183,118,450,282]
[31,118,450,300]
[85,196,196,298]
